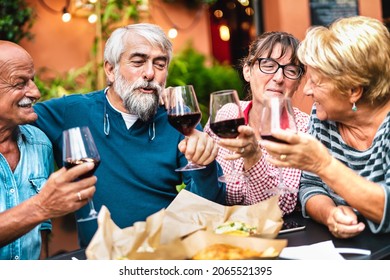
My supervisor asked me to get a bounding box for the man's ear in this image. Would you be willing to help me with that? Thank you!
[104,61,115,85]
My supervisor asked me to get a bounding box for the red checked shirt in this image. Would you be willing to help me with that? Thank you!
[204,101,310,215]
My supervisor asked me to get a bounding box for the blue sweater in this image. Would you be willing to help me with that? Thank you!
[33,89,226,247]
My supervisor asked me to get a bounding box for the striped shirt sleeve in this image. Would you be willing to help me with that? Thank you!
[299,107,390,233]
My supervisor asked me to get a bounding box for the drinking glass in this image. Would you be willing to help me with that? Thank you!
[260,96,298,195]
[62,126,101,222]
[167,85,206,171]
[209,89,248,183]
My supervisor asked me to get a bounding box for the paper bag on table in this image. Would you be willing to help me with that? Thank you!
[160,190,283,244]
[86,206,165,260]
[125,238,188,260]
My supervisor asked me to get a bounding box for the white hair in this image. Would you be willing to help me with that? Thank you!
[104,23,173,68]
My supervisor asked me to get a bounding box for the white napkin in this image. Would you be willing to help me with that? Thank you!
[279,240,368,260]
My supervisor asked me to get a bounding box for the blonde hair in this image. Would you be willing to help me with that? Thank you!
[297,16,390,104]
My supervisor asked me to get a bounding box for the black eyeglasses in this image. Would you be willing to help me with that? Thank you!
[257,58,303,80]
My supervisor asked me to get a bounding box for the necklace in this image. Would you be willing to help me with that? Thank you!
[103,87,110,136]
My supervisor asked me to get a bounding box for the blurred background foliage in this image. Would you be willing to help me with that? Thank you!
[0,0,35,43]
[1,0,245,125]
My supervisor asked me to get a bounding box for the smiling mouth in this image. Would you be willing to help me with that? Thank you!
[18,99,34,108]
[19,104,33,108]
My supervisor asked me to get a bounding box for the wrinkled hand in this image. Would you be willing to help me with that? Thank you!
[35,163,97,219]
[327,205,365,238]
[218,125,262,169]
[259,129,332,174]
[178,130,219,166]
[218,125,261,159]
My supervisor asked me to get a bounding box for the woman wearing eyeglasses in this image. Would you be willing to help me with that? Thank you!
[204,32,309,215]
[261,16,390,238]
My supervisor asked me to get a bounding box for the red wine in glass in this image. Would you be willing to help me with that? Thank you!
[64,158,101,179]
[209,89,248,183]
[62,126,101,222]
[260,96,298,195]
[167,85,206,171]
[168,112,202,136]
[210,117,245,139]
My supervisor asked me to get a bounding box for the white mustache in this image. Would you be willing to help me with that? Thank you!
[133,80,162,93]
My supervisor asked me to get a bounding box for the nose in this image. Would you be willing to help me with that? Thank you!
[142,62,155,81]
[26,80,41,100]
[272,67,284,82]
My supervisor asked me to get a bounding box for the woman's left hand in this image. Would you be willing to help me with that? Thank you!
[218,125,262,169]
[327,205,365,238]
[218,125,260,159]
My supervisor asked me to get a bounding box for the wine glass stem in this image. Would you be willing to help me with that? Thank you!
[88,200,98,216]
[231,156,236,173]
[278,167,285,189]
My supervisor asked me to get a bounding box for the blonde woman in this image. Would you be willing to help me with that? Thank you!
[261,16,390,238]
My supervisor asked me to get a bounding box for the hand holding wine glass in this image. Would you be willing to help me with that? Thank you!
[63,126,101,222]
[209,89,248,183]
[167,85,206,171]
[260,95,298,195]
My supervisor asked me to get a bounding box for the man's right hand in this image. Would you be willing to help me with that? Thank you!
[35,163,97,220]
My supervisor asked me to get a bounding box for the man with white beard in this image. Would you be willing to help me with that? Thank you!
[0,40,98,259]
[33,23,226,248]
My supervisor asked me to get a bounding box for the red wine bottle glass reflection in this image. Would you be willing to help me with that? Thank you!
[209,89,248,183]
[260,96,298,195]
[63,126,101,222]
[167,85,206,171]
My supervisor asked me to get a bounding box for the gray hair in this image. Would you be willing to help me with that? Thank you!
[104,23,173,68]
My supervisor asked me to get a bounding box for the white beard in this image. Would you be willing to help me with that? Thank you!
[113,71,163,122]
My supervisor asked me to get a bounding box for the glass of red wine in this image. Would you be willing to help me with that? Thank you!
[63,126,101,222]
[167,85,206,171]
[260,95,298,195]
[209,89,248,183]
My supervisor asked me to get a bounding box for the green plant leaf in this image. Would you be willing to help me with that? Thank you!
[176,182,186,193]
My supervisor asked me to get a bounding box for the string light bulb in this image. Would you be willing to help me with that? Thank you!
[219,25,230,41]
[168,27,178,39]
[62,8,72,22]
[88,13,98,23]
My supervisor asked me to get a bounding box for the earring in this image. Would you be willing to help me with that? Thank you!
[352,102,357,112]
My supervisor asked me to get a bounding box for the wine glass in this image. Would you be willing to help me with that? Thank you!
[209,89,249,183]
[62,126,101,222]
[167,85,206,171]
[260,95,298,195]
